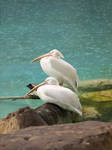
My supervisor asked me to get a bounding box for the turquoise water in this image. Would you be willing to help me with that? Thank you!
[0,0,112,118]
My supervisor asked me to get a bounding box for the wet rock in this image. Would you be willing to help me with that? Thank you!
[0,121,112,150]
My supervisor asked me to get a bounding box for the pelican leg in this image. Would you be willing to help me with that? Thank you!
[59,82,63,86]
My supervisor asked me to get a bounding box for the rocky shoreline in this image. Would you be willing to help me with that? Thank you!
[0,78,112,150]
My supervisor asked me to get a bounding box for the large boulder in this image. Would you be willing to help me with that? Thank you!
[0,121,112,150]
[0,107,47,134]
[35,103,78,125]
[0,103,78,134]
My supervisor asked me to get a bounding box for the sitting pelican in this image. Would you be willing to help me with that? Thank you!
[26,77,82,116]
[31,49,79,92]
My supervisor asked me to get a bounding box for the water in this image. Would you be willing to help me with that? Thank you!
[0,0,112,118]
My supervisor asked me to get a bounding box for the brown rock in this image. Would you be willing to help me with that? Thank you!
[0,103,79,134]
[35,103,78,125]
[0,121,112,150]
[0,107,47,134]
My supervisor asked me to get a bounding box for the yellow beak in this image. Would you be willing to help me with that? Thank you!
[26,82,46,95]
[32,53,51,63]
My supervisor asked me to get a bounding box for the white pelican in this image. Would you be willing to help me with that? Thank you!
[32,49,79,92]
[26,77,82,116]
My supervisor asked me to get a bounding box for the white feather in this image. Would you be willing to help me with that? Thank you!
[36,84,82,116]
[40,56,78,91]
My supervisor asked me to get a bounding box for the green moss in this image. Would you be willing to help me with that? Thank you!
[82,106,101,120]
[79,89,112,122]
[80,89,112,102]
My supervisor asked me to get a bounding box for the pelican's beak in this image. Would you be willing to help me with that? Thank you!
[32,53,51,63]
[26,81,46,95]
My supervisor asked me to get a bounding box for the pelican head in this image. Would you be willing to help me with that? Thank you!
[32,49,64,63]
[45,77,59,85]
[49,49,64,59]
[26,77,59,95]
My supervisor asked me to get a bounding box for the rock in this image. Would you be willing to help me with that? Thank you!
[0,103,79,134]
[35,103,79,125]
[78,79,112,92]
[0,107,47,134]
[80,89,112,121]
[0,121,112,150]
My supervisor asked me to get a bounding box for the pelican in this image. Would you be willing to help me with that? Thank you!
[32,49,79,92]
[26,77,82,116]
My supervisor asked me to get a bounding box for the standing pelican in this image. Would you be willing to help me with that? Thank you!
[26,77,82,116]
[32,49,79,92]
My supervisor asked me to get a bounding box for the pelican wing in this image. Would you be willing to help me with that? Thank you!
[39,85,82,114]
[50,58,78,81]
